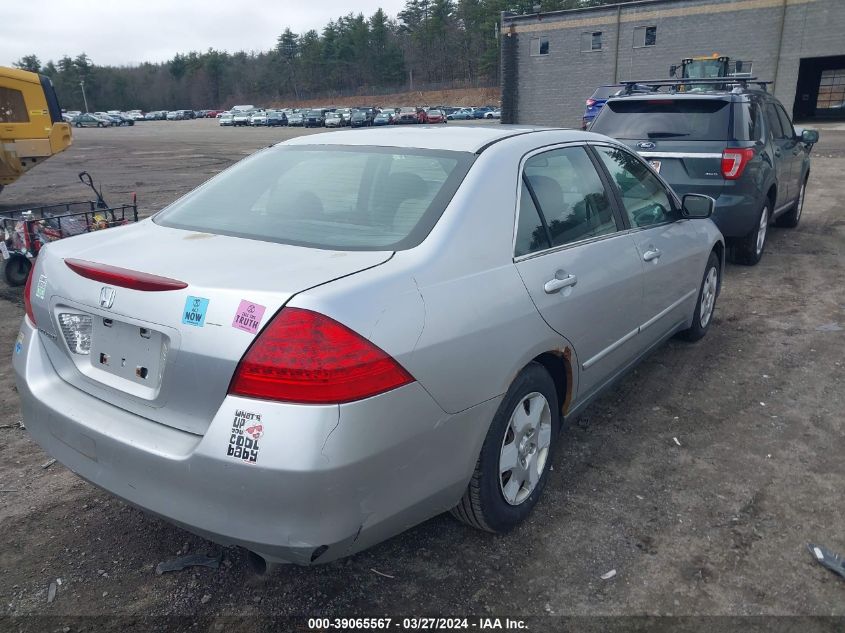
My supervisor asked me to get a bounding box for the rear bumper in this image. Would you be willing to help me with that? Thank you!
[13,319,496,565]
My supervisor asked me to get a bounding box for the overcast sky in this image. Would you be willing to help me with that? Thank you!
[5,0,407,67]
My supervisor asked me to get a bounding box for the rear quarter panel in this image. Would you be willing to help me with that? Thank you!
[290,134,585,415]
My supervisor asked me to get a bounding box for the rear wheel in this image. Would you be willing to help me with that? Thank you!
[776,177,807,228]
[3,254,32,287]
[679,251,720,342]
[451,362,559,533]
[733,201,769,265]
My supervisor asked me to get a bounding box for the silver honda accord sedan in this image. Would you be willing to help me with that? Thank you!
[14,126,724,567]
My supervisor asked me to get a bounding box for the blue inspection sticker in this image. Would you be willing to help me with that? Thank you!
[182,296,209,327]
[14,331,24,354]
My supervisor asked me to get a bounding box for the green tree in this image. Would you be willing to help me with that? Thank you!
[13,55,41,73]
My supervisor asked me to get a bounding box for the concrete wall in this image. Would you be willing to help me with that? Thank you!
[502,0,845,127]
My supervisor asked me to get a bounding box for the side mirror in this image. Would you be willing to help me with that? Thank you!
[681,193,714,219]
[797,128,819,145]
[669,65,678,77]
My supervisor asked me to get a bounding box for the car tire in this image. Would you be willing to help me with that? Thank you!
[679,251,720,342]
[3,255,32,287]
[776,177,807,229]
[733,201,770,266]
[451,362,559,533]
[97,122,104,128]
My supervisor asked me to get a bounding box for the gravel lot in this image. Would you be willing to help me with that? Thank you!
[0,119,843,625]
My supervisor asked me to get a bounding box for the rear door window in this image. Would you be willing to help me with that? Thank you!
[592,98,732,140]
[765,102,786,139]
[734,101,764,142]
[522,146,618,248]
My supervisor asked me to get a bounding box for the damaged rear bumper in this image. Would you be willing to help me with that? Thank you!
[13,319,497,564]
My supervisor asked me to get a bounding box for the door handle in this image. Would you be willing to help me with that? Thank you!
[544,272,578,294]
[643,248,662,262]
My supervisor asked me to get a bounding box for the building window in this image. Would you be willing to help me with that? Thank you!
[581,31,602,52]
[530,37,550,56]
[633,25,657,48]
[817,69,845,111]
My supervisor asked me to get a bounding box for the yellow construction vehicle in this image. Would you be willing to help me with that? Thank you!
[0,66,72,195]
[670,54,753,81]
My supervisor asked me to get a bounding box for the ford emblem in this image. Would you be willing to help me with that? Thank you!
[637,141,656,150]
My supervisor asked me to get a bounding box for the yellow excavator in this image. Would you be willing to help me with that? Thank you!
[0,66,72,195]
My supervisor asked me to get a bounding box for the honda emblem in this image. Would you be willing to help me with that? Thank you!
[99,286,116,309]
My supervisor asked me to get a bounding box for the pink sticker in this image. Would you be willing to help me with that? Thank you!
[232,300,266,334]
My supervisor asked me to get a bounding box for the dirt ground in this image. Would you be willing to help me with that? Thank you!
[0,119,843,627]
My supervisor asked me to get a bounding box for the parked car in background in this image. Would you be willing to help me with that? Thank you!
[582,85,630,130]
[425,109,447,124]
[335,108,352,125]
[484,109,501,119]
[304,109,326,128]
[448,108,474,121]
[144,111,165,120]
[590,83,818,265]
[267,110,288,127]
[232,110,253,126]
[288,111,304,127]
[219,112,235,126]
[72,113,111,128]
[398,107,424,124]
[350,110,371,128]
[473,107,493,119]
[373,111,395,126]
[325,111,344,128]
[14,126,723,569]
[126,110,145,120]
[249,111,269,126]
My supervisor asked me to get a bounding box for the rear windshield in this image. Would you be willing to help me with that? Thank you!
[155,146,474,251]
[592,98,732,140]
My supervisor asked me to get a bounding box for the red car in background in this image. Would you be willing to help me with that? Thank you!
[397,107,427,124]
[425,109,447,124]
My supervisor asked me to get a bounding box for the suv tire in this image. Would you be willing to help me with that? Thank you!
[733,201,770,266]
[451,362,559,533]
[776,177,807,229]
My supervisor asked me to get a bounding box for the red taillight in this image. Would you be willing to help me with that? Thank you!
[721,148,755,180]
[586,98,596,107]
[23,265,36,326]
[229,308,415,404]
[64,258,187,291]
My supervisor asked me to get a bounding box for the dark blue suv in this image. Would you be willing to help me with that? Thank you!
[590,84,819,265]
[582,85,625,130]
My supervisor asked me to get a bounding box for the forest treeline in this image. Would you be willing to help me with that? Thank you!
[12,0,634,111]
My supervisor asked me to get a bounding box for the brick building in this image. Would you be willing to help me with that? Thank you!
[500,0,845,127]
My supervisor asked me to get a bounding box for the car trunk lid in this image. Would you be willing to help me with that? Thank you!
[33,220,392,435]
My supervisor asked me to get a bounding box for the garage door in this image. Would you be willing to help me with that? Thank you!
[817,69,845,115]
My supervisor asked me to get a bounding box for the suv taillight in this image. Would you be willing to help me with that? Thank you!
[24,265,36,326]
[721,148,755,180]
[586,98,596,107]
[228,308,414,404]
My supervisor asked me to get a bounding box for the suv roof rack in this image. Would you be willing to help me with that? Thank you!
[619,77,772,95]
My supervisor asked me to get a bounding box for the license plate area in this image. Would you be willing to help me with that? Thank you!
[648,160,662,173]
[90,317,164,388]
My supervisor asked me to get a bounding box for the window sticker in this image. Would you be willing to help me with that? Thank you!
[182,296,209,327]
[232,299,266,334]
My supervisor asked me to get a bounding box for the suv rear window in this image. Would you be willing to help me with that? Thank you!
[155,146,474,251]
[592,98,732,141]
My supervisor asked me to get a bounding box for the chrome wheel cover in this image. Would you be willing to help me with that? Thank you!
[499,392,552,506]
[756,206,769,256]
[699,266,718,328]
